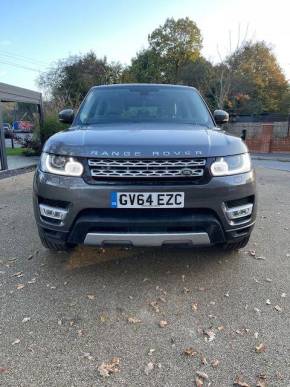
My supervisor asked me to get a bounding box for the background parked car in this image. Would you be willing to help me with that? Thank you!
[2,123,12,138]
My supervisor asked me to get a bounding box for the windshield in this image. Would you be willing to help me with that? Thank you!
[76,86,213,127]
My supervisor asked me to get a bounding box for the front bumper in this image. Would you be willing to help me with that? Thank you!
[33,170,256,247]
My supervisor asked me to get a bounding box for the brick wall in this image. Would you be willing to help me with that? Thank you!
[227,122,290,153]
[227,121,289,138]
[270,137,290,152]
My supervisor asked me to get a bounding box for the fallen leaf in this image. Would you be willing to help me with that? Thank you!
[183,287,190,293]
[191,303,198,312]
[256,375,267,387]
[254,307,261,314]
[217,325,224,331]
[196,371,208,380]
[224,292,230,297]
[254,332,259,339]
[148,348,155,356]
[281,293,286,298]
[22,317,30,323]
[12,339,20,345]
[144,362,154,375]
[156,287,167,296]
[98,357,120,377]
[183,347,197,357]
[159,320,168,328]
[234,376,250,387]
[249,250,256,256]
[203,329,216,342]
[265,278,272,282]
[200,354,207,365]
[0,367,8,374]
[255,343,266,353]
[274,305,282,312]
[128,317,142,324]
[12,271,23,277]
[150,301,160,313]
[211,359,220,368]
[195,376,204,387]
[158,296,166,303]
[99,314,109,323]
[82,352,94,361]
[77,329,84,336]
[266,299,271,305]
[87,294,95,300]
[16,284,25,290]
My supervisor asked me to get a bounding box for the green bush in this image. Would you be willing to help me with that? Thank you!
[16,114,69,156]
[40,114,69,144]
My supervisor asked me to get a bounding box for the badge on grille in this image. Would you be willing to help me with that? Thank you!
[181,168,193,176]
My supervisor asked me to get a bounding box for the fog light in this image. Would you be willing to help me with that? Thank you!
[39,204,68,220]
[225,203,253,220]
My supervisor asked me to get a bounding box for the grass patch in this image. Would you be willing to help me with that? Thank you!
[5,147,26,156]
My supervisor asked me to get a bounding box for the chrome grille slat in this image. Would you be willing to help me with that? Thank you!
[88,158,206,179]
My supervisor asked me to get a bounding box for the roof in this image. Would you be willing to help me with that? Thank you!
[92,83,197,90]
[0,82,42,104]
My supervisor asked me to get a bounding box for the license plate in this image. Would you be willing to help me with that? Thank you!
[111,192,184,208]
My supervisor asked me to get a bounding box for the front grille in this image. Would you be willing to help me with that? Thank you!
[88,158,206,179]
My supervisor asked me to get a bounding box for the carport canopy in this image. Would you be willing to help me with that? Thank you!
[0,82,42,104]
[0,82,43,171]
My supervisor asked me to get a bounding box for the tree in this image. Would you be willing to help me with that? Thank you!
[124,18,203,85]
[177,57,215,106]
[122,49,164,83]
[208,41,290,114]
[227,42,290,114]
[148,17,203,83]
[38,52,122,106]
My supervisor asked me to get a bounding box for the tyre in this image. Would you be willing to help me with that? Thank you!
[38,228,72,252]
[221,235,250,251]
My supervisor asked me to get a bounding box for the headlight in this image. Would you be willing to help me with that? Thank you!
[40,153,84,176]
[210,153,251,176]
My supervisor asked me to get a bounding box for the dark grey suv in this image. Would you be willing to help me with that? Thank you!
[33,84,256,251]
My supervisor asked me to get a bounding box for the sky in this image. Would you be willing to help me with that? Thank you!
[0,0,290,92]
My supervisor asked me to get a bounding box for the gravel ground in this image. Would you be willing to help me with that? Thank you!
[0,168,290,387]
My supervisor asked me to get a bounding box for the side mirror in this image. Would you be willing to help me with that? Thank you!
[58,109,74,124]
[213,110,229,125]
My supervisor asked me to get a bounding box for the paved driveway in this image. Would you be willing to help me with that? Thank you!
[0,168,290,386]
[253,159,290,172]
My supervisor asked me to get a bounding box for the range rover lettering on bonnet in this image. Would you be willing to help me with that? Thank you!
[89,150,203,157]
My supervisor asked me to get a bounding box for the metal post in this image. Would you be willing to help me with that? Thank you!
[38,99,45,146]
[0,100,8,170]
[241,129,247,141]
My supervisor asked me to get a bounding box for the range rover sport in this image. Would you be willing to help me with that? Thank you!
[33,84,256,251]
